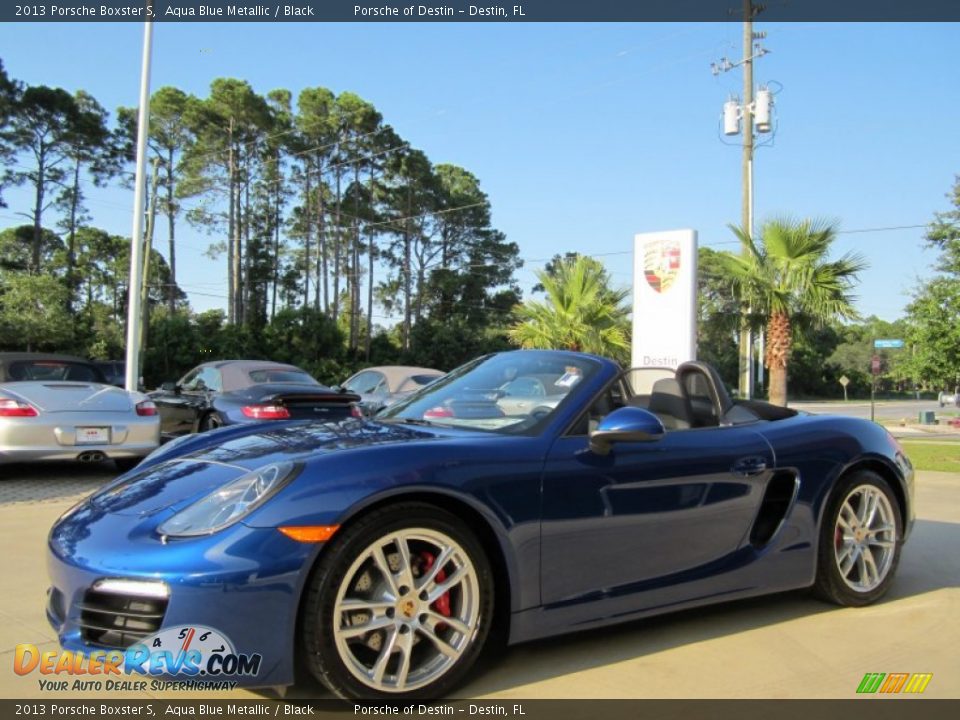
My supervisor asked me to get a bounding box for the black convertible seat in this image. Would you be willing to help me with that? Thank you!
[648,378,693,430]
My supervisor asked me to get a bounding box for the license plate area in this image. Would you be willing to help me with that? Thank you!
[76,427,110,445]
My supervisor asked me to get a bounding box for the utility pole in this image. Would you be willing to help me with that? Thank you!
[124,17,153,393]
[227,117,235,324]
[712,0,773,400]
[138,157,161,385]
[739,0,755,400]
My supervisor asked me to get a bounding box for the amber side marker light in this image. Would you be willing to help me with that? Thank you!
[278,525,340,543]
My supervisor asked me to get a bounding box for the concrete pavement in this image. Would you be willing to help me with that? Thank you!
[0,469,957,700]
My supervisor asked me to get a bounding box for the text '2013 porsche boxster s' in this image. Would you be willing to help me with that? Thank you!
[46,350,914,699]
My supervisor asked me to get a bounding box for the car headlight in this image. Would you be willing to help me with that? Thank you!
[157,461,298,537]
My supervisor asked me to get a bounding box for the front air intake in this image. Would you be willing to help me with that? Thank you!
[77,586,168,648]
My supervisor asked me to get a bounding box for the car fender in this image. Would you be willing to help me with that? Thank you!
[326,482,524,613]
[242,437,547,613]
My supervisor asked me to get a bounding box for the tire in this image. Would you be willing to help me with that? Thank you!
[813,470,902,607]
[301,502,494,700]
[530,406,553,421]
[199,413,222,432]
[114,457,142,474]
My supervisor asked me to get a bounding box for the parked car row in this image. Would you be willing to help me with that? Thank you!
[1,352,445,468]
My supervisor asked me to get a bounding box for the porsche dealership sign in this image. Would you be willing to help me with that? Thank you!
[631,229,698,369]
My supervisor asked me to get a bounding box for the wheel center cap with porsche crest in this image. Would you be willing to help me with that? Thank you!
[399,598,417,619]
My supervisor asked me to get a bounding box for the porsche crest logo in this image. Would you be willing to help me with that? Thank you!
[644,239,682,293]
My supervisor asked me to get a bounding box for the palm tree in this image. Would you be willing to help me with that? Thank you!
[722,218,867,406]
[508,255,631,364]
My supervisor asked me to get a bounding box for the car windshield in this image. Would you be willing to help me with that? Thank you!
[7,360,103,383]
[378,352,600,434]
[248,369,318,385]
[409,374,442,387]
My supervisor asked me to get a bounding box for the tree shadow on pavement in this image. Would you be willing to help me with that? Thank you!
[0,461,119,505]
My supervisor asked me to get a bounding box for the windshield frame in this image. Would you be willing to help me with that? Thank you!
[377,351,604,436]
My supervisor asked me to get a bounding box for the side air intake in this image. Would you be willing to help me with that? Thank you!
[750,471,798,547]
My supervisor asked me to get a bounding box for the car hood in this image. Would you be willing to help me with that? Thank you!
[87,420,446,518]
[1,381,136,413]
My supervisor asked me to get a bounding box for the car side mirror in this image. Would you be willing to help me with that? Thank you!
[589,407,665,456]
[160,381,178,393]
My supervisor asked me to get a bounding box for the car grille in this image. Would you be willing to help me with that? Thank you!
[78,587,168,648]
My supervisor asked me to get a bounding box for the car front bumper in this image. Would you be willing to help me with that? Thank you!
[46,510,320,688]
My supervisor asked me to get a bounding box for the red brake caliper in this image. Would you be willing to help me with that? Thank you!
[420,552,452,619]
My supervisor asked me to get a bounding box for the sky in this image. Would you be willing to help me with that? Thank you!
[1,20,958,323]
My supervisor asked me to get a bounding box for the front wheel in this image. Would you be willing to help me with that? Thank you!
[813,471,902,606]
[302,503,493,699]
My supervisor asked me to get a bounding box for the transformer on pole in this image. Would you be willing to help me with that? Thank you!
[711,1,778,400]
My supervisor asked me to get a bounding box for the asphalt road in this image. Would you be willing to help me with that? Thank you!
[0,463,957,699]
[791,398,952,423]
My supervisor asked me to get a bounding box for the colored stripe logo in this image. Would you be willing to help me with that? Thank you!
[857,672,933,694]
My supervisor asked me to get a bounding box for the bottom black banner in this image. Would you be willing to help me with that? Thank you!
[1,700,958,720]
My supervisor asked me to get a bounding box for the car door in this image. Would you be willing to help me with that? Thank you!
[178,366,221,432]
[540,385,775,607]
[154,367,220,435]
[153,368,200,436]
[344,370,389,412]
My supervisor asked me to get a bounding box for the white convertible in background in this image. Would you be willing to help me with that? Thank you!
[939,387,960,408]
[0,353,160,470]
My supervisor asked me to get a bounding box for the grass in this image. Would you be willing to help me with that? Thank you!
[900,440,960,473]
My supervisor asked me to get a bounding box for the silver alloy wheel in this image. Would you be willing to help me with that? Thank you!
[833,484,897,592]
[332,528,480,693]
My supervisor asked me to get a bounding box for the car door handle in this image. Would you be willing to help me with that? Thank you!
[732,457,767,477]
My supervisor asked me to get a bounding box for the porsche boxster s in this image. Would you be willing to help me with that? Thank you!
[46,350,913,699]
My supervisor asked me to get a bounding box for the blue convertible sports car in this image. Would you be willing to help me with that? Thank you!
[46,350,914,699]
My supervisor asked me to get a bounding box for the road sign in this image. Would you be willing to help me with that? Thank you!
[872,355,882,375]
[839,374,850,401]
[874,339,904,349]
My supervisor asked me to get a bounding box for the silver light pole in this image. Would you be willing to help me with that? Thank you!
[124,17,154,392]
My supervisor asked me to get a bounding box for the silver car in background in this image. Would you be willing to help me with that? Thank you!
[0,353,160,471]
[341,365,444,416]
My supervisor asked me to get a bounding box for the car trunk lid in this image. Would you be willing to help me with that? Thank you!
[2,381,133,413]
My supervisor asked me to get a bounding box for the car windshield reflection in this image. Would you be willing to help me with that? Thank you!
[377,352,600,434]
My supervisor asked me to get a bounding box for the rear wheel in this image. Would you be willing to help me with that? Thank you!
[114,457,141,473]
[813,471,902,606]
[301,503,493,699]
[199,413,222,432]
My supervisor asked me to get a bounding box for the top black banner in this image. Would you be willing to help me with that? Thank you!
[4,0,960,23]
